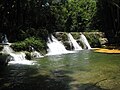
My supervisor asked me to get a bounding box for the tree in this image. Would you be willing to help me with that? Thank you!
[51,0,97,32]
[0,0,97,41]
[94,0,120,44]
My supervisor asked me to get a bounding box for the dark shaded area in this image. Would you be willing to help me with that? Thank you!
[0,0,54,42]
[0,0,96,42]
[0,54,11,67]
[0,65,72,90]
[76,83,107,90]
[0,64,107,90]
[93,0,120,45]
[0,0,119,47]
[72,78,110,90]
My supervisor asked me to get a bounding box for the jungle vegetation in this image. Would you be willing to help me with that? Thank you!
[0,0,120,45]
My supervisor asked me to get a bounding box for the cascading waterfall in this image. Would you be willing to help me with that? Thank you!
[1,45,35,65]
[10,52,26,61]
[79,33,92,49]
[2,45,14,54]
[67,33,82,50]
[0,33,92,63]
[1,35,35,65]
[46,35,70,55]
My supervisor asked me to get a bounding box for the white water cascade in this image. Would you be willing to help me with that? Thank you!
[67,33,82,50]
[1,45,35,65]
[2,45,14,54]
[46,35,70,55]
[1,34,35,65]
[79,33,92,49]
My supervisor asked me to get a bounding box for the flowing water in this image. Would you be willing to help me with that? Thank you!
[80,33,92,49]
[46,35,72,55]
[2,45,14,54]
[67,33,82,50]
[1,45,35,65]
[0,50,120,90]
[1,35,35,65]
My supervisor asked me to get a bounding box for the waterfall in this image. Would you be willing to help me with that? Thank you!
[67,33,82,50]
[46,35,69,55]
[1,45,35,65]
[1,35,35,65]
[8,52,35,65]
[10,52,26,61]
[2,45,14,54]
[80,33,91,49]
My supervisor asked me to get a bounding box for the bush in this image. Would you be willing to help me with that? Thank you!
[11,37,47,52]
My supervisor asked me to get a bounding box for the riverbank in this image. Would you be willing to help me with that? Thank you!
[94,48,120,54]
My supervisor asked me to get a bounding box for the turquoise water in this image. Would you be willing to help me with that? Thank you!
[0,50,120,90]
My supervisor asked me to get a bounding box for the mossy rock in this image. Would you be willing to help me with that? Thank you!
[0,45,3,51]
[63,41,74,50]
[25,52,32,60]
[71,32,80,40]
[0,53,11,66]
[55,32,68,41]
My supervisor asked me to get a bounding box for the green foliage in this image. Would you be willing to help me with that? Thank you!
[17,28,49,42]
[0,0,98,42]
[0,0,120,46]
[51,0,97,32]
[11,37,47,52]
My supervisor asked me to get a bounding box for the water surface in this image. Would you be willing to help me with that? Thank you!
[0,50,120,90]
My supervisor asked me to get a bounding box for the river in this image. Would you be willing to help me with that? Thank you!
[0,50,120,90]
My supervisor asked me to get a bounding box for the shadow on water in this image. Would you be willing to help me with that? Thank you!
[0,64,73,90]
[75,83,108,90]
[0,65,107,90]
[73,78,110,90]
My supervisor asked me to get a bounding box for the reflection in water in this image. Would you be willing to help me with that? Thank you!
[0,50,120,90]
